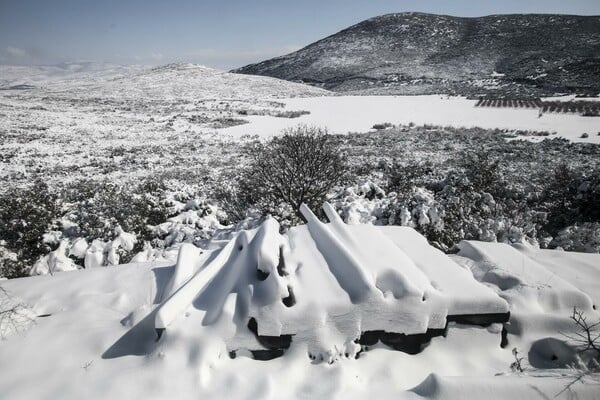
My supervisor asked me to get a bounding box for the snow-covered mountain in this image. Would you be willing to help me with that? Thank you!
[234,13,600,96]
[0,62,144,89]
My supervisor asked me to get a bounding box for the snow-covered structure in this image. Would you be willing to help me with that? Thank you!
[154,203,509,360]
[2,203,599,399]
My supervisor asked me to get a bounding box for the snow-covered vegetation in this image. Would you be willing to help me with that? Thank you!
[1,114,599,278]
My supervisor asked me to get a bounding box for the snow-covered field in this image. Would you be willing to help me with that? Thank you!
[223,95,600,143]
[1,63,599,399]
[1,209,599,399]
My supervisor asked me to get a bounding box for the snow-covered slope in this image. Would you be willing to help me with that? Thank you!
[91,63,331,100]
[234,13,600,96]
[0,62,330,189]
[1,207,598,399]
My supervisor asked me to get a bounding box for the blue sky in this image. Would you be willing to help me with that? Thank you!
[1,0,598,70]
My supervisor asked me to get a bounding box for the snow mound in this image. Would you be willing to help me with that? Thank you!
[456,240,594,313]
[410,373,600,400]
[155,203,508,359]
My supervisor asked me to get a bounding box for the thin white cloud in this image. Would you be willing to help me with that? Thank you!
[6,46,28,58]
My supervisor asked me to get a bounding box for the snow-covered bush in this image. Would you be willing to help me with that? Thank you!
[428,172,547,250]
[543,163,600,238]
[0,181,59,278]
[43,179,171,266]
[61,179,170,244]
[550,223,600,253]
[226,125,351,224]
[386,160,435,200]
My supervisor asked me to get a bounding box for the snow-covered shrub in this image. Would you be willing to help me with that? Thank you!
[22,179,175,274]
[338,146,552,251]
[149,200,228,249]
[386,160,435,200]
[213,174,261,224]
[332,181,389,225]
[543,163,600,237]
[459,149,504,196]
[0,181,59,278]
[58,179,170,260]
[550,223,600,253]
[231,125,351,224]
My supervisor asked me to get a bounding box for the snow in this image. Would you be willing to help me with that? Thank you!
[455,241,594,313]
[513,245,600,307]
[155,205,507,349]
[1,62,599,398]
[29,240,77,275]
[221,95,600,143]
[381,227,508,316]
[1,211,599,399]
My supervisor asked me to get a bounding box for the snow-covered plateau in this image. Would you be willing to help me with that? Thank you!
[1,63,599,399]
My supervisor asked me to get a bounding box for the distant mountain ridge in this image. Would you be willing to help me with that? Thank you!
[233,12,600,96]
[0,62,330,99]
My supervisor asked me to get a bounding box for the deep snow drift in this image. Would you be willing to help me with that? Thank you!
[1,206,599,399]
[154,203,509,362]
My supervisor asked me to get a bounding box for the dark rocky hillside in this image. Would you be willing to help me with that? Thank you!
[234,13,600,96]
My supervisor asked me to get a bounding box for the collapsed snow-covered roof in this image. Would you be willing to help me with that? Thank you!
[154,203,509,360]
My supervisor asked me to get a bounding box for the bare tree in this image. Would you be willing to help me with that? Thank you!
[555,307,600,397]
[0,286,35,339]
[562,307,600,362]
[510,347,524,372]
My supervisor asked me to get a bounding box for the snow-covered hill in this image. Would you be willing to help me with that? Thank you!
[1,208,599,399]
[234,13,600,96]
[1,62,330,99]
